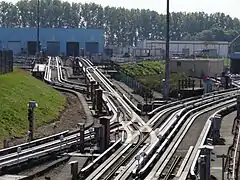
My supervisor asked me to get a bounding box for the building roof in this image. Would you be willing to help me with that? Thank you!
[143,40,229,45]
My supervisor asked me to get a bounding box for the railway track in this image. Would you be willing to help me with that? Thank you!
[142,99,236,180]
[129,90,237,179]
[78,57,157,179]
[1,56,239,180]
[0,57,123,176]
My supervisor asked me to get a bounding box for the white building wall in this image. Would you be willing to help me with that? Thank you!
[138,40,229,57]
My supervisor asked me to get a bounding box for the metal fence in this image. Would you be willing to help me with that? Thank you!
[0,50,13,74]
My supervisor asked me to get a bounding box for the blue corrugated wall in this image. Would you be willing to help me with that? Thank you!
[0,28,104,55]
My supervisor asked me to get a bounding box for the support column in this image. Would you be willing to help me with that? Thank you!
[100,117,110,149]
[78,123,85,153]
[92,83,99,110]
[96,89,103,114]
[86,81,90,98]
[212,114,222,144]
[199,155,207,180]
[28,108,34,141]
[69,161,78,180]
[217,154,228,180]
[201,145,214,180]
[90,81,95,101]
[94,124,105,153]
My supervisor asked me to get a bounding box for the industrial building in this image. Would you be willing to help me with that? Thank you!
[0,28,104,56]
[136,40,229,58]
[170,59,224,77]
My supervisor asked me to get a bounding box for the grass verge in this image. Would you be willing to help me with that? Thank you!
[121,61,187,93]
[0,69,66,141]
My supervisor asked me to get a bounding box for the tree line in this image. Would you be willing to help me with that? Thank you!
[0,0,240,46]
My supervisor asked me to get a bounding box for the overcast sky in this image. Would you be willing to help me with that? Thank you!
[6,0,240,19]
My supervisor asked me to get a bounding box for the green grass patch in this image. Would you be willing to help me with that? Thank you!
[121,61,186,93]
[0,69,66,141]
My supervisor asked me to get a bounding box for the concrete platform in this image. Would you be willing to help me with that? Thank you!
[211,111,236,179]
[51,157,88,180]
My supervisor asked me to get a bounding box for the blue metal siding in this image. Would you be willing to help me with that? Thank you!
[7,41,22,55]
[47,41,60,56]
[85,42,99,54]
[0,28,104,55]
[66,42,79,56]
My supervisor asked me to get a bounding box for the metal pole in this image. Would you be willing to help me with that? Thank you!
[217,154,228,180]
[36,0,40,59]
[164,0,170,99]
[222,156,225,180]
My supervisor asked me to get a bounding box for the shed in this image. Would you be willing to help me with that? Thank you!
[170,59,224,78]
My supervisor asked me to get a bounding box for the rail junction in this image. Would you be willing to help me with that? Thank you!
[0,56,239,180]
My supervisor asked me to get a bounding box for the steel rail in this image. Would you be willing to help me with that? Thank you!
[148,89,237,126]
[80,57,156,179]
[133,95,235,178]
[183,103,237,179]
[148,87,238,116]
[144,99,236,180]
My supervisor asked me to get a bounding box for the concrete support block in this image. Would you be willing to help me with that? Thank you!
[199,155,207,180]
[199,145,214,180]
[69,161,78,180]
[78,123,85,153]
[100,117,110,149]
[212,115,222,143]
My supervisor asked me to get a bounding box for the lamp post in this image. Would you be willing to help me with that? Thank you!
[36,0,40,60]
[164,0,170,100]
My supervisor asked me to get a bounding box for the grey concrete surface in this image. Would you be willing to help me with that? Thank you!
[211,111,236,179]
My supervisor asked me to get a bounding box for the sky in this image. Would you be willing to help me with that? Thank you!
[6,0,240,19]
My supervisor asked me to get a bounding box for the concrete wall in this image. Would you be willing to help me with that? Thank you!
[0,28,105,55]
[170,59,224,77]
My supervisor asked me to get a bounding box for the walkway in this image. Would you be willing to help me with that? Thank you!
[211,111,236,179]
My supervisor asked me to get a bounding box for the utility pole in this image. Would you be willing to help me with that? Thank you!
[164,0,170,99]
[36,0,40,61]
